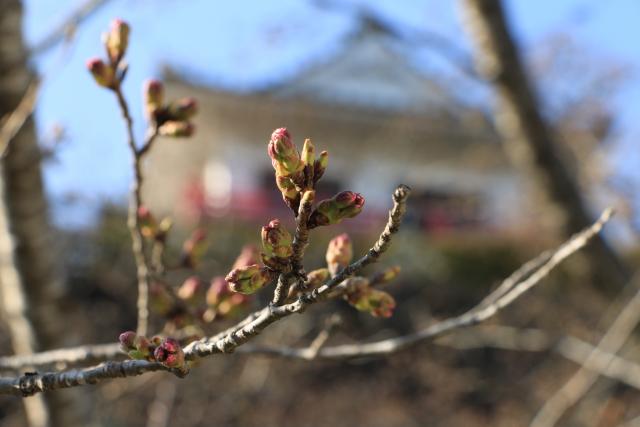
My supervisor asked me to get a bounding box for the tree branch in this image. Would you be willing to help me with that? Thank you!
[0,203,612,398]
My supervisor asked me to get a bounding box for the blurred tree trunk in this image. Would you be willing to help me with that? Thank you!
[0,1,84,425]
[460,0,629,290]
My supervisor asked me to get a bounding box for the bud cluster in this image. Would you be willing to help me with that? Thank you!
[267,128,331,213]
[118,331,186,370]
[260,219,293,270]
[86,19,130,89]
[143,79,198,137]
[86,19,198,139]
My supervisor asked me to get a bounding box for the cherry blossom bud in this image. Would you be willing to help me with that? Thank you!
[158,120,195,138]
[347,288,396,318]
[313,151,328,183]
[326,233,353,275]
[167,97,198,120]
[225,264,274,294]
[119,331,137,351]
[143,79,164,117]
[105,19,130,64]
[261,219,293,268]
[86,58,115,88]
[275,175,300,211]
[301,138,315,167]
[308,191,365,228]
[153,338,185,368]
[268,128,302,177]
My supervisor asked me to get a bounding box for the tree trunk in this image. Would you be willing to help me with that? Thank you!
[460,0,628,290]
[0,1,84,425]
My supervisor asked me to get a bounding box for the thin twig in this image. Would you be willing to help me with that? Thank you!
[272,190,314,305]
[530,273,640,427]
[112,86,158,336]
[0,80,39,158]
[0,203,611,397]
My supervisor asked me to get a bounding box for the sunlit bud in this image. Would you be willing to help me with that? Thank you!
[143,79,164,117]
[301,138,315,167]
[300,189,315,207]
[306,268,330,288]
[326,233,353,275]
[177,276,205,303]
[118,331,137,351]
[347,288,396,318]
[105,19,130,64]
[167,97,198,121]
[308,191,365,228]
[158,120,195,138]
[226,264,274,294]
[268,127,302,177]
[137,206,157,239]
[275,175,300,212]
[370,266,401,286]
[154,338,185,368]
[261,219,293,268]
[232,244,260,270]
[86,58,115,88]
[313,151,329,183]
[181,228,208,268]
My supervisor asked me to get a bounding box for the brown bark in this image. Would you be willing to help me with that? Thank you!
[460,0,628,290]
[0,1,85,425]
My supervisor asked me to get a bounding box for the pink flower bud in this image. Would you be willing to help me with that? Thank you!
[119,331,137,351]
[86,57,115,88]
[105,19,130,64]
[153,338,185,368]
[326,233,353,275]
[268,127,302,177]
[143,79,164,117]
[347,288,396,318]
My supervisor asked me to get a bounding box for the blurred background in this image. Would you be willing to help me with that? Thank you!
[1,0,640,426]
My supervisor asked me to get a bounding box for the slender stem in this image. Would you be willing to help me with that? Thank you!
[113,85,158,337]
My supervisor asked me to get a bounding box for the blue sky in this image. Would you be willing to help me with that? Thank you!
[22,0,640,227]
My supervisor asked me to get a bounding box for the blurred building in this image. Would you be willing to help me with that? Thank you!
[145,14,526,234]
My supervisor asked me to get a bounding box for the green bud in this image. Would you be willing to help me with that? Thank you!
[261,219,293,268]
[314,151,329,183]
[268,128,302,177]
[308,191,365,228]
[86,58,115,88]
[347,288,396,318]
[301,138,315,167]
[226,264,275,294]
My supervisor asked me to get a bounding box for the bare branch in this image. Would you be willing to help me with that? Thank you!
[112,86,159,336]
[530,274,640,427]
[0,204,611,397]
[0,80,39,158]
